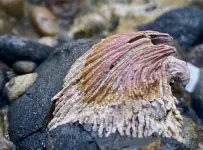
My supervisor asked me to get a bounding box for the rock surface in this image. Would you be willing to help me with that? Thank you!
[0,35,53,64]
[5,73,38,102]
[12,61,36,74]
[30,6,59,36]
[47,124,189,150]
[138,7,203,52]
[8,40,189,149]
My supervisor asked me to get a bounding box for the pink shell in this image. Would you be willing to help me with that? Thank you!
[49,31,189,139]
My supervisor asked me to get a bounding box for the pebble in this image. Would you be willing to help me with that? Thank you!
[12,61,36,74]
[5,73,38,102]
[30,6,59,36]
[38,37,57,47]
[0,0,24,18]
[0,35,53,64]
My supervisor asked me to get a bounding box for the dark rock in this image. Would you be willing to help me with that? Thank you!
[17,132,47,150]
[12,61,37,74]
[138,7,203,52]
[47,124,98,150]
[160,138,190,150]
[187,44,203,68]
[47,124,189,150]
[8,39,95,148]
[0,35,53,65]
[0,71,5,93]
[0,71,7,107]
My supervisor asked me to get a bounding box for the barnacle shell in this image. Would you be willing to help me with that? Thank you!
[48,31,189,139]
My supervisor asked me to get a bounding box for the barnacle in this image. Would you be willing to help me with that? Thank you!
[48,31,189,139]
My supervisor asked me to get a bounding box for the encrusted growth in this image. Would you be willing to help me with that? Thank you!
[48,31,189,139]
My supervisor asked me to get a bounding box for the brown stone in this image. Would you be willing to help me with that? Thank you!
[0,0,24,18]
[30,6,59,36]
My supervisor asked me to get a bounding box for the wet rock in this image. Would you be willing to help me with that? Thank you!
[0,0,24,18]
[5,73,38,102]
[30,6,59,36]
[12,61,36,74]
[47,124,189,150]
[8,40,95,149]
[0,35,53,64]
[187,44,203,68]
[138,7,203,52]
[38,36,58,47]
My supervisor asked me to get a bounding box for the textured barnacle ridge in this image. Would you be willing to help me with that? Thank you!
[48,31,190,139]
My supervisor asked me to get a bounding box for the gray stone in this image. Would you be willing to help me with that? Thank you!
[12,61,37,74]
[187,44,203,68]
[138,7,203,52]
[0,35,53,65]
[5,73,38,102]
